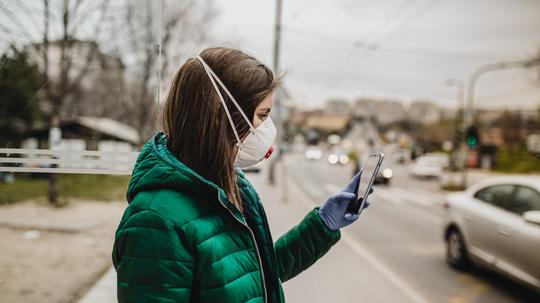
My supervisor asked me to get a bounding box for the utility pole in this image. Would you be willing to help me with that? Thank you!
[462,58,540,188]
[445,78,465,188]
[42,0,60,205]
[268,0,282,185]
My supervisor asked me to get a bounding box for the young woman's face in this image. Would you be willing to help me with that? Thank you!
[253,94,273,128]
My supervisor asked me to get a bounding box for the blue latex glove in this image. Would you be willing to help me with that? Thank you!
[318,172,373,231]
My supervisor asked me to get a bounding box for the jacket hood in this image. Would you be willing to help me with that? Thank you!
[126,131,246,222]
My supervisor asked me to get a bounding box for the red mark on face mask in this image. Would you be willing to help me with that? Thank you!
[264,146,274,159]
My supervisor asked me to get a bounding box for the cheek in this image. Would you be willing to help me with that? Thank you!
[253,117,262,128]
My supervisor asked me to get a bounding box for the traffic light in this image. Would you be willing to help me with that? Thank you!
[465,126,479,148]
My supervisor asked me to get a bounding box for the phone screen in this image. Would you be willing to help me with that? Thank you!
[347,153,384,214]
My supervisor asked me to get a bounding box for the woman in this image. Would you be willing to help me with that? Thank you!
[112,47,370,303]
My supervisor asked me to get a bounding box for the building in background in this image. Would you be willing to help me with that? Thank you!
[407,101,442,125]
[353,98,407,125]
[23,116,139,152]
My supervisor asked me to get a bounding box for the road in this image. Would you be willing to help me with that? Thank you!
[283,152,540,303]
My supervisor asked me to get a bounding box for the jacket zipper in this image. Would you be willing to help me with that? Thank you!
[217,192,268,303]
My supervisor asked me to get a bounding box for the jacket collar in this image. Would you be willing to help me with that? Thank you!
[127,131,247,224]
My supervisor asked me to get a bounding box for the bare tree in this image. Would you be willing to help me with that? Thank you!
[115,0,217,145]
[2,0,114,204]
[1,0,217,203]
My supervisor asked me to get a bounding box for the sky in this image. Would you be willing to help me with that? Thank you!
[209,0,540,110]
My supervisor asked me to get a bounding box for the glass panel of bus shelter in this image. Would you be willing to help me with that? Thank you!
[0,2,163,301]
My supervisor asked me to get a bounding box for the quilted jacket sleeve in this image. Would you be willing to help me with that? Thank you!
[274,208,341,282]
[113,209,194,302]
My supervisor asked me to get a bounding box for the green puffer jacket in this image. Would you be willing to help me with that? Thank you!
[112,132,341,302]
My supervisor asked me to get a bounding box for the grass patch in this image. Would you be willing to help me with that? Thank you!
[0,174,131,205]
[494,146,540,173]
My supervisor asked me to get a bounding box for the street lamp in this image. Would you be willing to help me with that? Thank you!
[445,78,465,144]
[445,78,466,189]
[465,58,540,127]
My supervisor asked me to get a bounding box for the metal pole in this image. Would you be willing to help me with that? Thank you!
[157,0,162,108]
[268,0,282,186]
[457,81,466,189]
[463,58,540,188]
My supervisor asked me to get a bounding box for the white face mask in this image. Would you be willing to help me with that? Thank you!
[196,55,277,169]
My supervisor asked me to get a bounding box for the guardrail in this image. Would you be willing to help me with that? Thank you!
[0,148,139,175]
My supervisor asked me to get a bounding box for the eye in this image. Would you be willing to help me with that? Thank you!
[258,114,269,121]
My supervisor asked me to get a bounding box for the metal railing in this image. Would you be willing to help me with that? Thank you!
[0,148,138,175]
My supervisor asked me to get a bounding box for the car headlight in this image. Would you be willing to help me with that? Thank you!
[328,154,338,164]
[382,168,393,178]
[339,155,349,165]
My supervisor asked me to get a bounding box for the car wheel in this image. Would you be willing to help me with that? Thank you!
[446,228,469,270]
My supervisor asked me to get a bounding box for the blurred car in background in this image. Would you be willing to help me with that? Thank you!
[410,155,446,179]
[305,147,322,160]
[426,152,450,168]
[353,153,393,185]
[393,149,410,164]
[375,164,394,185]
[443,176,540,292]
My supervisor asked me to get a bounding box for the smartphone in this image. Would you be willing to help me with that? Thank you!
[347,153,384,214]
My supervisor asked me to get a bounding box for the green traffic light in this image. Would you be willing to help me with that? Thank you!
[466,137,477,147]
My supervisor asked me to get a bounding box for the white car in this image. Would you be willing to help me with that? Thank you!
[410,155,445,179]
[443,176,540,291]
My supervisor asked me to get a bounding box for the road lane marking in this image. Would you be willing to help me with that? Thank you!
[288,179,431,303]
[374,190,442,225]
[400,206,441,224]
[319,183,442,225]
[390,187,436,205]
[408,188,445,203]
[340,233,431,303]
[372,187,431,206]
[373,190,404,204]
[452,275,490,303]
[410,244,445,256]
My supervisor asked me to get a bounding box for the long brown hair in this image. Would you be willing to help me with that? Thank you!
[162,47,278,210]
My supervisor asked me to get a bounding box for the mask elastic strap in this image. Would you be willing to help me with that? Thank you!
[196,56,244,147]
[196,55,256,133]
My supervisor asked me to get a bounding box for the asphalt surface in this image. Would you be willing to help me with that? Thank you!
[283,152,540,303]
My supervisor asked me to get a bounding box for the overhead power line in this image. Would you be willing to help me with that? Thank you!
[332,0,422,80]
[336,0,444,87]
[283,24,489,60]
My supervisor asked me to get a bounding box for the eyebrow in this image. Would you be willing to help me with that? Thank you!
[258,108,271,113]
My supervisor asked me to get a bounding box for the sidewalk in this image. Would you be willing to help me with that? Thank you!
[0,199,125,303]
[78,163,416,302]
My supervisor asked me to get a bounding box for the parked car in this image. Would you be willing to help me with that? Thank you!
[443,176,540,292]
[410,155,445,179]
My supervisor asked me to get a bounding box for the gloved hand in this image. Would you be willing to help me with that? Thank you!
[318,172,373,231]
